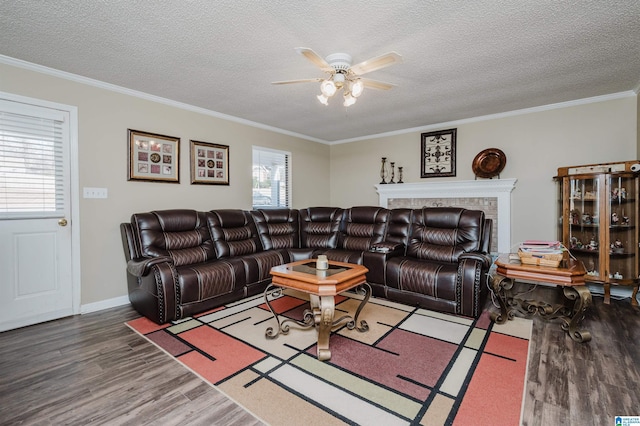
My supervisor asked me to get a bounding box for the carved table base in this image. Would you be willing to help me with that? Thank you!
[264,283,371,360]
[490,274,592,342]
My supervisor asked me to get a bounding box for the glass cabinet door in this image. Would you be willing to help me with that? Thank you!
[567,177,601,278]
[608,175,637,283]
[556,162,640,306]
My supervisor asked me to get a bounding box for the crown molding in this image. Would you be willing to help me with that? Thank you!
[331,91,637,145]
[2,54,635,147]
[0,54,328,144]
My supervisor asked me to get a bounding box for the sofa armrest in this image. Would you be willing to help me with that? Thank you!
[127,256,173,278]
[363,244,405,284]
[459,252,492,270]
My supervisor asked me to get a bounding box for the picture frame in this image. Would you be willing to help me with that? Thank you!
[128,129,180,183]
[420,128,456,178]
[190,140,230,185]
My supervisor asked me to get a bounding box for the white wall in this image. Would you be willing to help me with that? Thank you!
[329,95,638,250]
[0,62,331,306]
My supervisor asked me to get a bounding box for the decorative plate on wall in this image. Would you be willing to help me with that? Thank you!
[472,148,506,179]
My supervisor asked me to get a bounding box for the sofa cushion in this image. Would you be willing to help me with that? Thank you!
[385,258,457,301]
[299,207,343,249]
[407,207,484,263]
[322,250,364,264]
[238,250,291,283]
[176,259,244,303]
[132,209,215,266]
[338,206,389,251]
[208,209,262,258]
[251,208,300,250]
[385,208,413,248]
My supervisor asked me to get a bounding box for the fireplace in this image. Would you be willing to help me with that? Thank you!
[375,179,517,253]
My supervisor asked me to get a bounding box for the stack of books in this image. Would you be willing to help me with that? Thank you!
[518,240,565,267]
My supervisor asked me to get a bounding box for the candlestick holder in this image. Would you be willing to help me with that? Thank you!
[398,167,404,183]
[380,157,388,184]
[389,162,396,184]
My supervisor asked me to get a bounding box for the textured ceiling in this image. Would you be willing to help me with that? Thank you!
[1,1,639,143]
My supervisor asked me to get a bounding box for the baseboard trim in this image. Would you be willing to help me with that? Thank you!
[81,295,130,314]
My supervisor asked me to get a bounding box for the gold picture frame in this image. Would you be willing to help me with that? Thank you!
[421,128,456,178]
[127,129,180,183]
[190,140,230,185]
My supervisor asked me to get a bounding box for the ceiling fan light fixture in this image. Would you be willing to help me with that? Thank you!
[274,48,402,108]
[351,79,364,98]
[343,92,356,107]
[317,93,329,105]
[320,79,337,97]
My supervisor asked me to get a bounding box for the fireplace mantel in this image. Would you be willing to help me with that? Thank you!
[375,179,517,253]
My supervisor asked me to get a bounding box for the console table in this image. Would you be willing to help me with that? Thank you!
[490,254,592,342]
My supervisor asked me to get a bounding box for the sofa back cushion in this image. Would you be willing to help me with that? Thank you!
[208,209,262,258]
[132,209,215,266]
[251,209,300,250]
[386,208,413,247]
[339,206,389,251]
[407,207,485,263]
[299,207,343,249]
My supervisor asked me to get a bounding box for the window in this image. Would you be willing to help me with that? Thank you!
[0,100,67,218]
[252,147,290,209]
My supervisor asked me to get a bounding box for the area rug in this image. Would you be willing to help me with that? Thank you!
[126,290,532,426]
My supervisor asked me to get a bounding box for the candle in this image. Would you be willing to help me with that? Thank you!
[316,255,328,270]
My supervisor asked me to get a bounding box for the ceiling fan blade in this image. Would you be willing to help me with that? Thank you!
[360,78,396,90]
[295,47,333,72]
[350,52,403,76]
[272,78,323,85]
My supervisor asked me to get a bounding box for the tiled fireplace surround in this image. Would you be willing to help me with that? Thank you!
[376,179,517,254]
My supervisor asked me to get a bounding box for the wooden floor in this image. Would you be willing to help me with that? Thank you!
[0,306,264,425]
[519,285,640,426]
[0,288,638,425]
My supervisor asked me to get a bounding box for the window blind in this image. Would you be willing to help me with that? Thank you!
[0,109,65,217]
[252,147,290,208]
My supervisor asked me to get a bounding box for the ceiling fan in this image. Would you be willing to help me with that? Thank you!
[272,47,402,107]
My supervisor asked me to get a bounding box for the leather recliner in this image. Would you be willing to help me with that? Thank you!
[121,206,492,324]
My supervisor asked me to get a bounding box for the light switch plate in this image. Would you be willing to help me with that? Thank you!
[83,187,108,198]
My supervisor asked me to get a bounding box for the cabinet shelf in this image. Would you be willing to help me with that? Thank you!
[570,248,600,256]
[570,224,599,229]
[610,198,635,204]
[610,225,634,230]
[609,251,635,258]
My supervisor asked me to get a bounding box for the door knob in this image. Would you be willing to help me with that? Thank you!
[58,218,68,227]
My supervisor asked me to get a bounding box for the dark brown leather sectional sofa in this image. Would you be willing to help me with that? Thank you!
[120,206,493,324]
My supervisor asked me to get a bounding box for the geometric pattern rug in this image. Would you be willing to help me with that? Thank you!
[126,289,532,426]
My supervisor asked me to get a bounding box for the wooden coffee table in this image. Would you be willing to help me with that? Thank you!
[264,259,370,360]
[491,254,592,342]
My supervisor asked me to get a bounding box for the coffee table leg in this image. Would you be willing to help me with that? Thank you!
[490,274,515,324]
[264,284,314,339]
[560,285,592,343]
[347,283,371,332]
[265,284,371,360]
[315,296,335,361]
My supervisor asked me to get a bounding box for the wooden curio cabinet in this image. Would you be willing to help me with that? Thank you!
[555,161,640,305]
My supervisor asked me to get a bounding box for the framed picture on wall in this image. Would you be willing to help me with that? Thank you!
[127,129,180,183]
[190,140,230,185]
[420,128,456,178]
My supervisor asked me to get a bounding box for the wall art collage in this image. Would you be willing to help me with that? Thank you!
[127,129,229,185]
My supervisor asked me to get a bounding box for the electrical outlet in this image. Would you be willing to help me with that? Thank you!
[83,187,108,198]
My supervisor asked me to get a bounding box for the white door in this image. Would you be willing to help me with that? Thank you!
[0,97,75,332]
